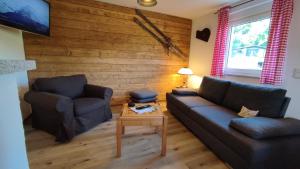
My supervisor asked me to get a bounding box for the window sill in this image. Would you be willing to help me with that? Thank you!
[224,69,261,78]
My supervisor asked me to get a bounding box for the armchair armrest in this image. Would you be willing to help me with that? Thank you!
[84,84,113,101]
[172,88,198,96]
[24,91,73,113]
[24,91,75,142]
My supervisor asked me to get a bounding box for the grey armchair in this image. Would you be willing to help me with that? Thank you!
[24,74,113,142]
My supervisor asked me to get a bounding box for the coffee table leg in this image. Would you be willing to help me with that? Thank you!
[161,116,168,156]
[116,118,122,157]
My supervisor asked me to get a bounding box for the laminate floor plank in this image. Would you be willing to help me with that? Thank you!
[25,103,228,169]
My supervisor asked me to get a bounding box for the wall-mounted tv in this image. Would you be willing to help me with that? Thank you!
[0,0,50,36]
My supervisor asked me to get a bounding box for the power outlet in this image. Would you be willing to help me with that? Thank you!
[293,68,300,79]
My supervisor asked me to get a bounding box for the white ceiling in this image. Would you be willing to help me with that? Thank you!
[96,0,240,19]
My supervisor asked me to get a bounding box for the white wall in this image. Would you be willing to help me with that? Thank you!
[188,0,300,119]
[0,25,30,169]
[284,0,300,119]
[0,74,29,169]
[0,26,31,119]
[189,13,217,77]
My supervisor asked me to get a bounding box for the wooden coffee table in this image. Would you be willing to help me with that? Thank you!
[116,103,168,157]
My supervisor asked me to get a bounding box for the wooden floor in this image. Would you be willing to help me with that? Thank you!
[25,104,229,169]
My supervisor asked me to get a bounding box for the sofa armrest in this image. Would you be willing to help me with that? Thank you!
[278,97,291,118]
[172,88,198,96]
[84,84,113,101]
[230,117,300,139]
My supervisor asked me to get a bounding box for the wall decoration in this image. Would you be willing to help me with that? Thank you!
[196,28,211,42]
[134,9,188,58]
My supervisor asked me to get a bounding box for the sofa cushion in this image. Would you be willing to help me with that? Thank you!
[74,98,106,116]
[33,75,87,99]
[230,117,300,139]
[189,106,238,129]
[198,76,230,104]
[190,106,287,163]
[130,89,157,99]
[222,82,287,118]
[167,94,216,111]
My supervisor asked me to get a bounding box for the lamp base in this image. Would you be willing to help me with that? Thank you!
[177,80,188,88]
[177,85,188,88]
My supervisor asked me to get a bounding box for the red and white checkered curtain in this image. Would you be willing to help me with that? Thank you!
[210,6,230,77]
[260,0,294,85]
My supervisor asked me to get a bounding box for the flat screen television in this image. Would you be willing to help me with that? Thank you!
[0,0,50,36]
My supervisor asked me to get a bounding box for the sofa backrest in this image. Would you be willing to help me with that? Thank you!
[222,82,287,118]
[32,74,87,99]
[199,76,231,104]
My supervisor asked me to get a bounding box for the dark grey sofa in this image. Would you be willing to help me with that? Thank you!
[167,76,300,169]
[25,74,113,142]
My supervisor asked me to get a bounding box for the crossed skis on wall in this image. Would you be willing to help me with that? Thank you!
[133,9,187,58]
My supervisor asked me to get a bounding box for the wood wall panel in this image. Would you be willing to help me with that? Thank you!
[23,0,191,105]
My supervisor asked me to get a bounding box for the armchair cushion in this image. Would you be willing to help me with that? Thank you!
[33,74,87,99]
[74,98,106,116]
[230,117,300,139]
[84,84,113,100]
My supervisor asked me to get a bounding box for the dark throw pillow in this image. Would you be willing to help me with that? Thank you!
[130,89,157,99]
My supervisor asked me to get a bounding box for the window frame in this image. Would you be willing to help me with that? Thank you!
[224,12,271,78]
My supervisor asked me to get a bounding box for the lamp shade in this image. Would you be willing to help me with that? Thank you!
[177,67,193,75]
[137,0,157,7]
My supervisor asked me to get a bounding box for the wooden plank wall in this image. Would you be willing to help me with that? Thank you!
[23,0,192,105]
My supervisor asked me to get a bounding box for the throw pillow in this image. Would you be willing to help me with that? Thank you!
[238,106,259,118]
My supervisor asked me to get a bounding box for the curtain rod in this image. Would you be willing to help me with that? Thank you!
[214,0,255,14]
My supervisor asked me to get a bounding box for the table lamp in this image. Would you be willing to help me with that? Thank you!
[177,67,193,88]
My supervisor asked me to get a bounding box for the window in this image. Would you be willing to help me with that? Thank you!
[225,17,271,77]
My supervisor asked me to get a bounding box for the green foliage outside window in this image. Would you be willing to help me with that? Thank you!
[227,18,270,70]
